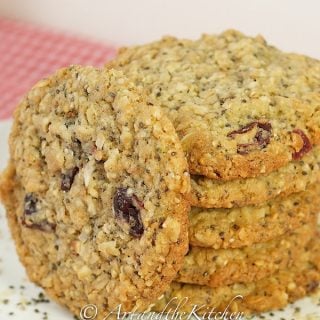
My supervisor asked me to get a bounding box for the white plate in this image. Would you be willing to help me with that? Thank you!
[0,120,319,320]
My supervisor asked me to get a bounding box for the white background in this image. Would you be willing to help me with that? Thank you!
[0,0,320,58]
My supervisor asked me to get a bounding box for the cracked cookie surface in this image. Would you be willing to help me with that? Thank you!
[0,66,191,316]
[109,30,320,180]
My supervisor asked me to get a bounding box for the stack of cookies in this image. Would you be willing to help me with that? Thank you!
[109,30,320,314]
[1,30,320,319]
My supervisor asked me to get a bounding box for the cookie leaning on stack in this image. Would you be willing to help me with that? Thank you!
[0,66,191,317]
[109,30,320,315]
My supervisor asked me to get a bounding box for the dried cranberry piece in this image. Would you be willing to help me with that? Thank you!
[255,122,272,147]
[61,167,79,191]
[227,121,272,154]
[227,122,257,138]
[24,193,38,215]
[22,194,55,232]
[292,129,312,160]
[113,188,144,238]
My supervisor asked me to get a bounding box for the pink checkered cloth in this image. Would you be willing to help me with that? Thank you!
[0,18,117,120]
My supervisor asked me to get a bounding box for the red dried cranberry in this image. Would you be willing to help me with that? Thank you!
[292,129,312,160]
[23,194,55,232]
[227,121,272,154]
[61,167,79,191]
[255,123,272,147]
[113,188,144,238]
[227,122,257,138]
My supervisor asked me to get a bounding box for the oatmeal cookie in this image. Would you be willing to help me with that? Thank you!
[0,66,191,316]
[153,234,320,315]
[177,222,315,287]
[189,183,319,249]
[190,147,320,208]
[109,30,320,180]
